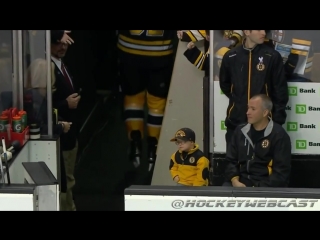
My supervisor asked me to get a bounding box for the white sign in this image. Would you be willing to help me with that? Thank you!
[213,81,320,154]
[125,195,320,211]
[0,193,34,211]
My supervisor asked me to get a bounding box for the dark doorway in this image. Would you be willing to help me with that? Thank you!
[64,30,129,210]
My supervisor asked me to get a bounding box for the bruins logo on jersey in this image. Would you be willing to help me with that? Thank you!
[257,56,265,71]
[261,139,270,148]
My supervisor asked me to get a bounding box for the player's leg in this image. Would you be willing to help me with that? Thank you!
[146,63,173,172]
[119,60,146,168]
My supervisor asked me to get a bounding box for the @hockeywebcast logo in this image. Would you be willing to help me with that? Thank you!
[171,199,318,209]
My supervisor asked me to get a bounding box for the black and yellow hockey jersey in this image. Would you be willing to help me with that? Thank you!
[181,30,244,44]
[184,47,209,71]
[117,30,176,57]
[181,30,207,42]
[272,30,317,80]
[169,144,209,186]
[183,30,243,74]
[184,42,230,76]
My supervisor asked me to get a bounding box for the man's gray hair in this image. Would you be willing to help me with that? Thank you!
[251,94,273,111]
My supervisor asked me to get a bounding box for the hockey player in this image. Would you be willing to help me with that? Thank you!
[117,30,177,173]
[269,30,316,82]
[178,30,243,48]
[183,30,231,79]
[177,30,207,42]
[183,30,210,72]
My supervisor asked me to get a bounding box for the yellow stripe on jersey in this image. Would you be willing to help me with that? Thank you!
[291,50,308,56]
[119,34,172,46]
[291,38,311,56]
[186,30,206,42]
[305,57,313,73]
[196,53,205,69]
[305,67,312,73]
[194,52,203,66]
[193,49,209,70]
[186,50,207,70]
[292,38,311,46]
[215,47,230,60]
[118,34,174,57]
[199,49,209,69]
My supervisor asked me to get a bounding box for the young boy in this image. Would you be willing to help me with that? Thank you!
[169,128,209,186]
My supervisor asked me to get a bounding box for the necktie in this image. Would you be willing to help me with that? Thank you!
[61,63,73,91]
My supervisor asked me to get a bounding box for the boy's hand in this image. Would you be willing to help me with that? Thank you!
[173,176,180,183]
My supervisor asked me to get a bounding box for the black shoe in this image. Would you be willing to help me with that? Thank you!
[129,130,142,168]
[147,136,158,172]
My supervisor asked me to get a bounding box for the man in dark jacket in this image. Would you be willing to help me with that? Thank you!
[51,30,80,211]
[219,30,289,150]
[23,58,71,200]
[223,94,291,187]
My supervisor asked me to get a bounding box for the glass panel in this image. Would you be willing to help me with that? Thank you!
[22,30,50,135]
[0,30,13,113]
